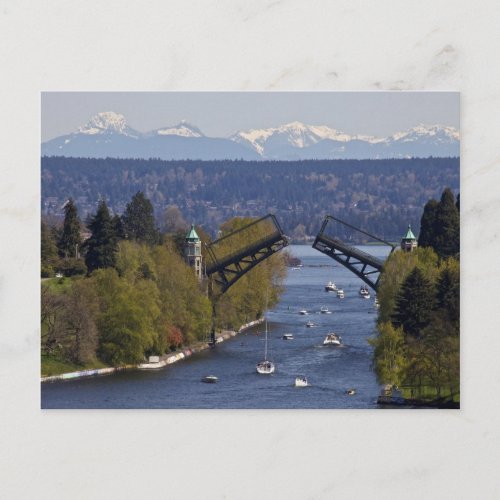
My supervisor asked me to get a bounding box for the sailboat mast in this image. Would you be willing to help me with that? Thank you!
[264,314,268,360]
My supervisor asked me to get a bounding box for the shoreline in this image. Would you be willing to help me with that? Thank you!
[41,318,264,383]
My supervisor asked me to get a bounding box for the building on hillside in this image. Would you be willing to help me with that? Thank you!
[401,224,418,252]
[184,223,203,279]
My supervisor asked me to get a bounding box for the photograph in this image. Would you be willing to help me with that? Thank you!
[40,91,460,409]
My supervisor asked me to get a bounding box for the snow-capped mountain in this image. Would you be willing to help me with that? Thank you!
[77,111,140,137]
[41,113,459,160]
[42,112,259,160]
[153,120,204,138]
[230,122,459,160]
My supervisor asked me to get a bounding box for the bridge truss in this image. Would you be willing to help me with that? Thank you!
[312,215,396,291]
[205,214,289,294]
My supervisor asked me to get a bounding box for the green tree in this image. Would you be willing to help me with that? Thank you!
[418,199,439,248]
[369,322,407,387]
[392,267,435,338]
[433,188,460,258]
[92,268,159,364]
[122,191,159,245]
[435,259,460,334]
[58,199,82,259]
[377,247,438,324]
[84,200,118,273]
[41,220,58,277]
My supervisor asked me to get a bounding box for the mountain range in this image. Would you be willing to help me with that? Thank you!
[42,111,460,161]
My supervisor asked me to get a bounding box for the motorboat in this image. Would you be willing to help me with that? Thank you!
[320,306,331,314]
[359,285,371,299]
[306,321,315,328]
[336,289,344,299]
[325,281,337,292]
[323,333,342,346]
[201,375,218,383]
[346,388,356,396]
[295,376,309,387]
[374,296,380,308]
[299,309,308,315]
[256,305,275,375]
[282,333,294,340]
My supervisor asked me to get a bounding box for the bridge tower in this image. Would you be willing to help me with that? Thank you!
[184,224,203,280]
[401,224,418,252]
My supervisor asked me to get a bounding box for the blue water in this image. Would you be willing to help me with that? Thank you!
[41,245,391,409]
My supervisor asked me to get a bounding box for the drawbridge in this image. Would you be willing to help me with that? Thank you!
[205,214,289,294]
[313,215,396,291]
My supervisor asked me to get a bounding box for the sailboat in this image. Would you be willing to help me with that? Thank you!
[256,302,275,375]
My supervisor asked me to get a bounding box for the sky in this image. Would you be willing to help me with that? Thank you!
[41,91,459,142]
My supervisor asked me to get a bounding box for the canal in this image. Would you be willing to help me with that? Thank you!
[41,244,391,409]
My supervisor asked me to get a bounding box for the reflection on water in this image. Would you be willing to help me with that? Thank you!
[42,245,391,409]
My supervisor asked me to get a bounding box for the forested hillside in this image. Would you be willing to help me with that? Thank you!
[42,156,459,241]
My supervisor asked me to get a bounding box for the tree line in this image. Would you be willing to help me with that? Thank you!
[371,188,460,403]
[41,156,460,241]
[41,192,287,374]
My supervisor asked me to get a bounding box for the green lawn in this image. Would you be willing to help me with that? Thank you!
[41,276,77,294]
[399,385,460,403]
[41,355,108,377]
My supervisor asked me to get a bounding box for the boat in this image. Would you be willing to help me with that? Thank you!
[336,288,344,299]
[295,376,308,387]
[324,281,337,292]
[346,388,356,396]
[299,309,308,315]
[320,306,331,314]
[323,333,342,346]
[359,285,371,299]
[282,333,294,340]
[306,321,315,328]
[256,306,275,375]
[201,375,218,383]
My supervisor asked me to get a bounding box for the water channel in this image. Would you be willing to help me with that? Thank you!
[41,244,392,409]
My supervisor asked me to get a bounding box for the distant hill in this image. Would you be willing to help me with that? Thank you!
[41,156,460,242]
[42,112,459,161]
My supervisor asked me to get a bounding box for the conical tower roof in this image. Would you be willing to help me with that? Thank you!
[402,224,416,240]
[186,223,200,242]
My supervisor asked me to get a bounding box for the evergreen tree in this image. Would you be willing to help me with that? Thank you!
[84,200,118,273]
[58,199,82,258]
[435,261,460,333]
[122,191,159,245]
[41,220,57,261]
[392,267,435,338]
[418,199,438,248]
[433,188,460,258]
[112,214,125,240]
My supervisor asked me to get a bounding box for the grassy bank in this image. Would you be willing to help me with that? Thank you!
[41,355,109,377]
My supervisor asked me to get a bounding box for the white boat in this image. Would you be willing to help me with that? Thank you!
[325,281,337,292]
[323,333,342,346]
[299,309,308,315]
[201,375,218,383]
[359,285,371,299]
[320,306,331,314]
[336,289,344,299]
[282,333,294,340]
[295,376,308,387]
[374,296,380,308]
[256,307,275,375]
[346,388,356,396]
[306,321,315,328]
